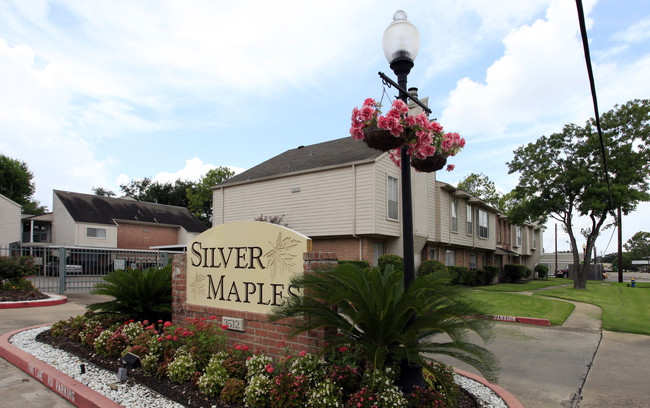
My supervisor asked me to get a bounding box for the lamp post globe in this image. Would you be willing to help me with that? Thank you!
[382,10,420,78]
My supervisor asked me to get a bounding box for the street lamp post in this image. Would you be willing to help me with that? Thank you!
[382,9,425,391]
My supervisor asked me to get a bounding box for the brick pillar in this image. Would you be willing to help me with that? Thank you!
[172,251,338,358]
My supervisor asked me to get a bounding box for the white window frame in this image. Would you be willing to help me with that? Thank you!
[387,175,399,221]
[516,226,522,247]
[469,252,477,270]
[477,209,489,239]
[466,204,473,235]
[451,198,458,232]
[445,249,456,266]
[87,227,107,239]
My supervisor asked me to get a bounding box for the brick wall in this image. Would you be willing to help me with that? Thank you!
[312,237,378,265]
[117,224,179,249]
[172,252,338,358]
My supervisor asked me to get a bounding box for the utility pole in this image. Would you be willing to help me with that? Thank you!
[617,207,623,283]
[554,224,558,275]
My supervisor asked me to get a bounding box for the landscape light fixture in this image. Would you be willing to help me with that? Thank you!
[117,352,141,381]
[381,10,425,391]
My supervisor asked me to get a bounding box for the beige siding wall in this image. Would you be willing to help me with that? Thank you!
[0,195,21,247]
[213,164,380,238]
[76,223,118,248]
[53,194,77,245]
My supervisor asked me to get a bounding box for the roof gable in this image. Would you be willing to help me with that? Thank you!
[54,190,207,232]
[219,137,384,186]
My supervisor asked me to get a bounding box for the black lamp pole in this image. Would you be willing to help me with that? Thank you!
[382,11,425,391]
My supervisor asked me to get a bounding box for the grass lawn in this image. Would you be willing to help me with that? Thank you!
[464,289,575,326]
[475,278,572,292]
[537,282,650,335]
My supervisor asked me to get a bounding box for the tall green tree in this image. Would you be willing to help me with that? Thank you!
[508,99,650,289]
[624,231,650,260]
[0,154,47,214]
[187,167,234,227]
[92,186,116,197]
[456,172,519,214]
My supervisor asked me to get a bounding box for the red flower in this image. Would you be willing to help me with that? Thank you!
[221,324,229,330]
[339,346,348,353]
[164,321,172,327]
[210,316,217,320]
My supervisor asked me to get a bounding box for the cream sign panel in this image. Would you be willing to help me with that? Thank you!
[186,220,312,314]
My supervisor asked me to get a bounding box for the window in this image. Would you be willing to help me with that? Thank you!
[428,248,437,260]
[373,242,384,266]
[387,176,399,220]
[469,253,477,270]
[477,209,488,239]
[516,226,522,247]
[466,205,473,235]
[87,227,106,239]
[533,230,537,249]
[451,198,458,232]
[497,219,501,243]
[445,249,456,266]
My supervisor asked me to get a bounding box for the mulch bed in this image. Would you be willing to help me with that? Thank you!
[0,289,50,302]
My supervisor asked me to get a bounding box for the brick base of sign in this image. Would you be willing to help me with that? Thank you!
[172,252,338,358]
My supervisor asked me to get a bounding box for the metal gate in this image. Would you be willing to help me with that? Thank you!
[6,245,182,294]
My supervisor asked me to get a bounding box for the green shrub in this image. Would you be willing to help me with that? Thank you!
[244,374,273,408]
[198,353,230,397]
[475,266,499,286]
[337,260,370,270]
[269,373,308,408]
[447,266,475,286]
[89,265,172,321]
[0,256,38,286]
[418,260,447,278]
[535,264,549,279]
[377,254,403,274]
[167,347,196,383]
[503,264,531,283]
[306,378,343,408]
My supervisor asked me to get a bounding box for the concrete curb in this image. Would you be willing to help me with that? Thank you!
[0,293,67,309]
[455,368,524,408]
[485,314,552,326]
[0,325,123,408]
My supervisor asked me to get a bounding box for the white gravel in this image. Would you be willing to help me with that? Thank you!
[10,326,508,408]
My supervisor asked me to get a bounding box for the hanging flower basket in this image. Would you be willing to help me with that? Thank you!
[362,125,408,151]
[411,153,447,172]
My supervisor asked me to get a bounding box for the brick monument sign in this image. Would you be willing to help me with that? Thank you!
[172,220,337,357]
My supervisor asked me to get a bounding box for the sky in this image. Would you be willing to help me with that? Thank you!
[1,0,649,255]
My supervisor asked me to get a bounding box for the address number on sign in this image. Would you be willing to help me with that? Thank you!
[222,317,245,332]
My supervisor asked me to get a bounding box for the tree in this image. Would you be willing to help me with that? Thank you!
[624,231,650,260]
[0,154,47,214]
[508,99,650,289]
[92,187,116,197]
[457,173,501,208]
[187,167,234,226]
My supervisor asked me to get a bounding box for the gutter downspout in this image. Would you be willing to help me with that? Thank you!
[351,164,362,261]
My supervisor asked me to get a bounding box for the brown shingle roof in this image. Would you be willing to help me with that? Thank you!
[219,137,383,186]
[54,190,207,232]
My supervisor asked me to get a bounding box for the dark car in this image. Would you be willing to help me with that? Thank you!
[555,268,569,278]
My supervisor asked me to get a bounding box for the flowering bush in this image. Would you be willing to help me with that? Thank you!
[269,372,309,408]
[244,374,273,408]
[405,386,449,408]
[350,98,464,171]
[220,378,246,404]
[167,347,196,383]
[306,378,344,408]
[197,352,229,397]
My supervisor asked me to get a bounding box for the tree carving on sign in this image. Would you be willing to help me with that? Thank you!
[189,272,208,297]
[264,232,300,278]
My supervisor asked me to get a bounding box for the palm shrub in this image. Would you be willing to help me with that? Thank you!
[89,265,172,321]
[268,263,499,396]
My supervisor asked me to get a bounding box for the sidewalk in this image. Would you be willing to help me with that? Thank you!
[0,293,109,408]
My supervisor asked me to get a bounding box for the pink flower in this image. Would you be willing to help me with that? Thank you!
[446,164,455,172]
[166,334,172,340]
[173,336,178,341]
[210,315,217,320]
[182,331,190,337]
[143,320,149,326]
[242,345,249,351]
[265,363,274,374]
[157,319,163,323]
[157,337,163,342]
[163,321,172,327]
[299,350,307,357]
[236,345,242,350]
[339,346,348,353]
